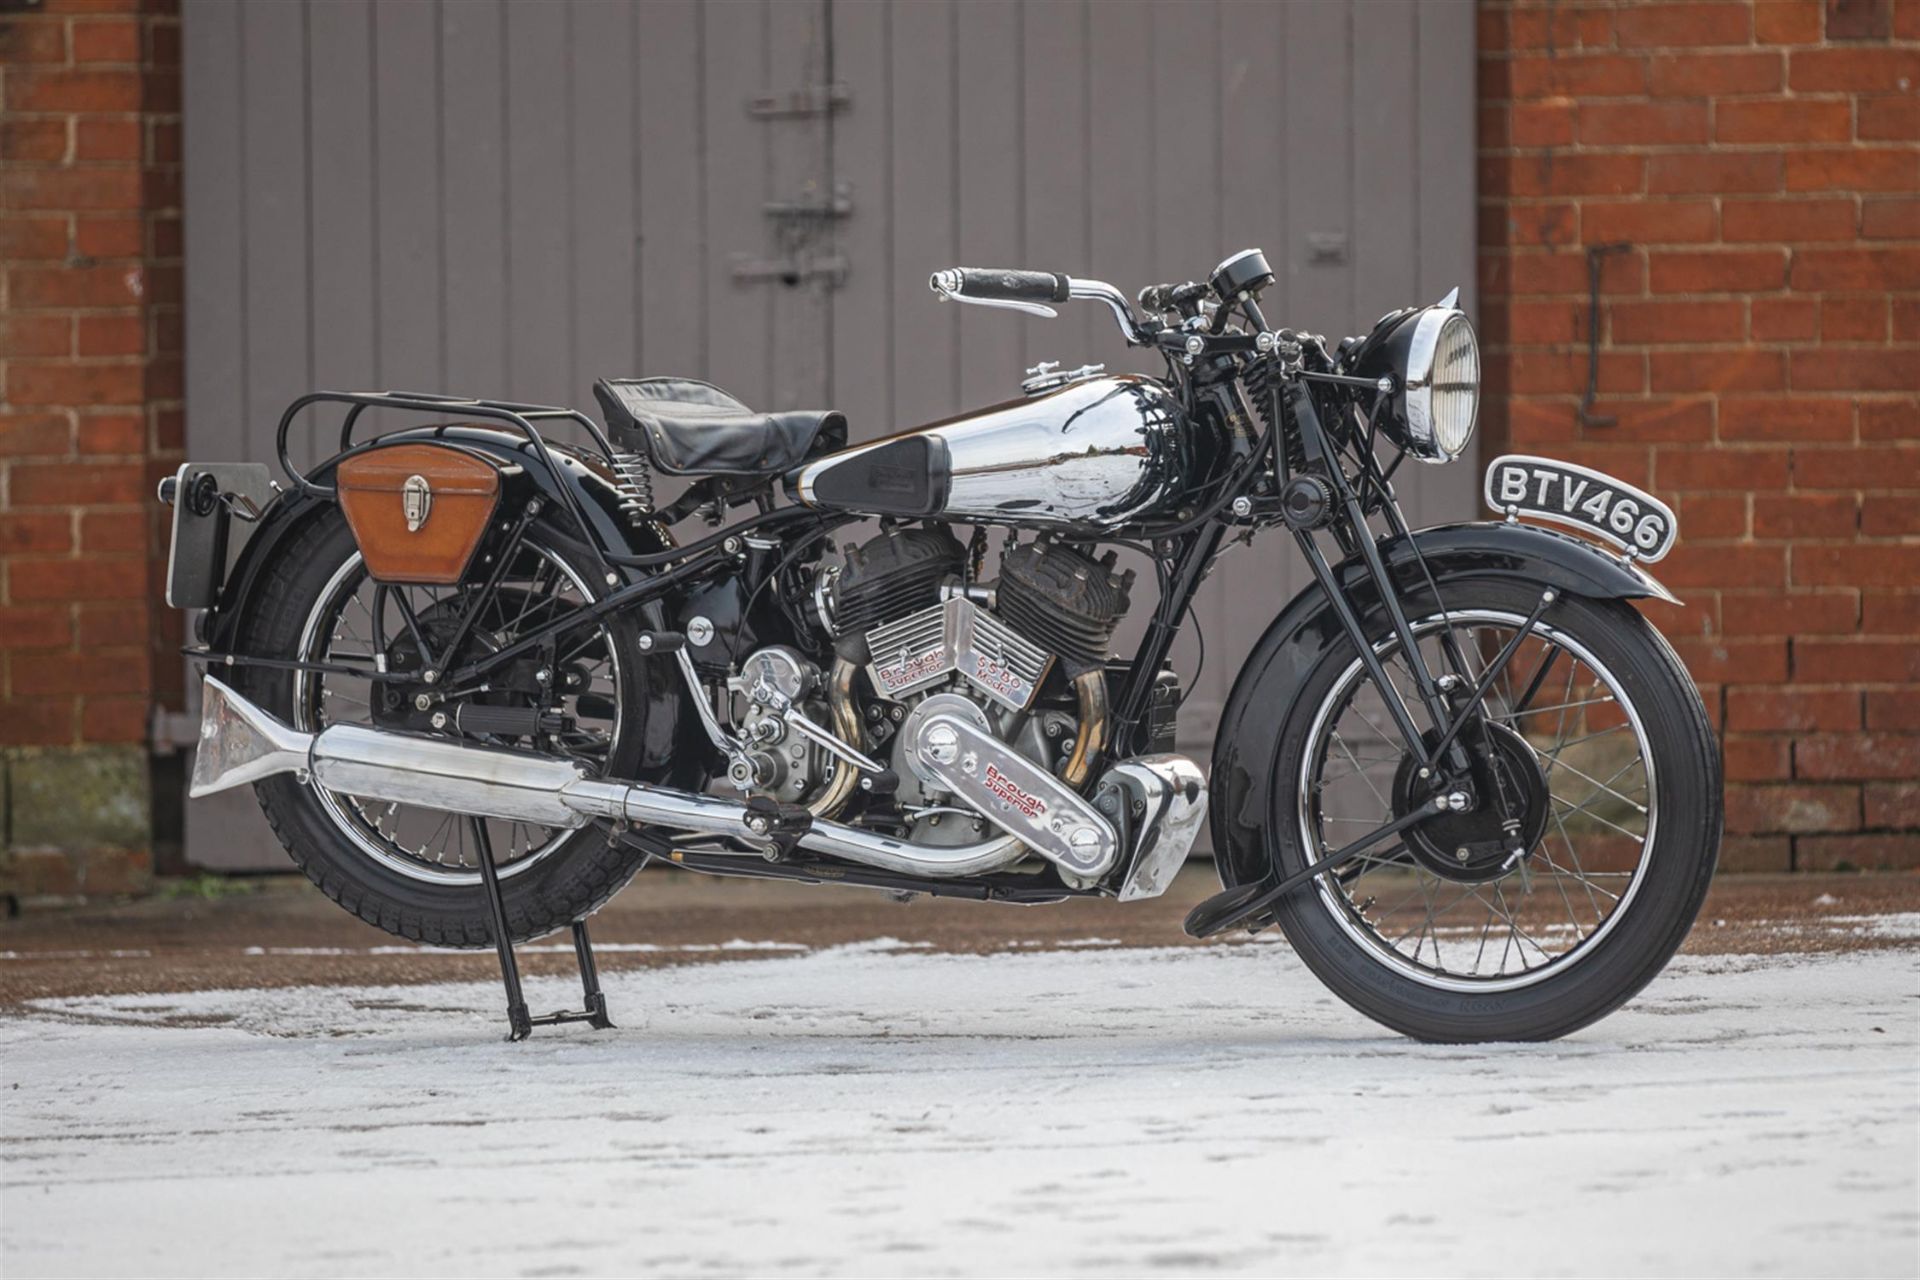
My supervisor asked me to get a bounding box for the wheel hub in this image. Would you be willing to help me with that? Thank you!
[1391,721,1550,883]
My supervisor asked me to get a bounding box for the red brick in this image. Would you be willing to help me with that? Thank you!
[1650,349,1785,393]
[1726,784,1860,834]
[1511,102,1575,147]
[1501,350,1643,397]
[0,414,71,457]
[1659,543,1787,589]
[1866,689,1920,729]
[0,699,77,748]
[1647,152,1783,195]
[0,167,142,212]
[1670,636,1790,682]
[0,217,69,262]
[1495,248,1644,296]
[1821,298,1887,343]
[1798,834,1920,871]
[73,602,144,648]
[1649,250,1787,294]
[1720,198,1857,243]
[1724,734,1794,780]
[1789,47,1920,92]
[8,461,147,506]
[1795,544,1920,589]
[80,698,149,746]
[1579,100,1709,146]
[1794,444,1916,488]
[6,557,146,603]
[1828,0,1896,38]
[1609,300,1745,345]
[0,607,73,650]
[147,118,179,165]
[75,314,145,357]
[9,651,150,697]
[79,510,145,553]
[1657,446,1791,489]
[8,264,147,309]
[1504,6,1614,51]
[1716,99,1852,145]
[3,361,146,408]
[1791,349,1919,393]
[0,315,72,359]
[75,413,144,454]
[1891,302,1920,342]
[1754,0,1824,41]
[1796,733,1920,780]
[1613,2,1750,46]
[73,214,144,258]
[71,18,141,63]
[1860,95,1920,142]
[1580,199,1717,245]
[73,118,141,162]
[1857,400,1916,439]
[1750,298,1820,342]
[1752,493,1858,539]
[0,513,73,555]
[1717,835,1792,873]
[1865,783,1920,829]
[1585,398,1716,442]
[1719,396,1855,442]
[1508,53,1649,99]
[4,69,144,113]
[1677,492,1748,538]
[1798,640,1920,682]
[0,17,68,61]
[1862,591,1920,633]
[1483,153,1645,199]
[1485,203,1580,250]
[1720,590,1858,635]
[1647,51,1783,96]
[1861,495,1920,537]
[1791,247,1920,292]
[1728,687,1858,736]
[1,119,70,164]
[1785,148,1920,194]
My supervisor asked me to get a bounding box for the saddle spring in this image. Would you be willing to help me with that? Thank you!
[608,447,656,521]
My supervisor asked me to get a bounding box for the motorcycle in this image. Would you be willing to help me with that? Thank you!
[165,248,1721,1042]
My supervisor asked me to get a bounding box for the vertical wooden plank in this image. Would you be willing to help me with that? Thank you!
[1282,0,1352,338]
[828,0,889,439]
[307,0,375,401]
[702,0,770,407]
[886,0,956,427]
[1019,0,1089,370]
[503,0,571,406]
[952,0,1022,409]
[636,0,705,380]
[568,0,636,406]
[181,0,247,460]
[766,0,831,410]
[239,0,311,465]
[440,0,507,395]
[372,0,442,396]
[1351,0,1417,331]
[1087,0,1153,378]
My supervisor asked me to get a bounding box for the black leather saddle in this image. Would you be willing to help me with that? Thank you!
[593,377,847,478]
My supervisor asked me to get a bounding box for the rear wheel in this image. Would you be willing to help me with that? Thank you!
[1269,579,1721,1042]
[236,506,661,946]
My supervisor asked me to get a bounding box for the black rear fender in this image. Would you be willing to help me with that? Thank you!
[1208,520,1679,886]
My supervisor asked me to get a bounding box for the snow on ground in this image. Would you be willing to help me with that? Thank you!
[1,942,1915,1279]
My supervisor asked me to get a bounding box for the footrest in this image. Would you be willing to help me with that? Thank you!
[1183,881,1277,939]
[743,796,813,855]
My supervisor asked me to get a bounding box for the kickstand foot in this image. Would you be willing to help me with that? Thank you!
[472,819,616,1041]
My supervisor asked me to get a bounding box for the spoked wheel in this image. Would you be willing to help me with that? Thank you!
[235,507,663,946]
[1269,579,1721,1041]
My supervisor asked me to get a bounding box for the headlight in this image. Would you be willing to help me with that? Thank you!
[1404,309,1479,462]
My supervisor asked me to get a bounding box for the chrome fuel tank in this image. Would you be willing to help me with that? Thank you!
[792,374,1189,531]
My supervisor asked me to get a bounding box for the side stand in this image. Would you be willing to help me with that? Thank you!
[471,819,615,1042]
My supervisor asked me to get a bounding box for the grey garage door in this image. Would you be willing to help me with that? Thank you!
[180,0,1476,869]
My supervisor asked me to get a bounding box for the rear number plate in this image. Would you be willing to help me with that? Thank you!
[1484,454,1677,563]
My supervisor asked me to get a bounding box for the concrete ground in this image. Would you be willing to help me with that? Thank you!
[3,866,1919,1006]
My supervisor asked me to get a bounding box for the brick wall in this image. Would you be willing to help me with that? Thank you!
[1479,0,1919,872]
[0,0,182,901]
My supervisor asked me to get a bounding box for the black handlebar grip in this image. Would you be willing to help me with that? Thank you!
[933,268,1071,304]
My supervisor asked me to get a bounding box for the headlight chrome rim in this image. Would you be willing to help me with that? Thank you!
[1402,308,1479,463]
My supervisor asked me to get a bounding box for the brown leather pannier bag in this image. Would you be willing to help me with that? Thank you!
[336,442,509,584]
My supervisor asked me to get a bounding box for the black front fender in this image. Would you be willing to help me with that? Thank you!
[1207,521,1678,888]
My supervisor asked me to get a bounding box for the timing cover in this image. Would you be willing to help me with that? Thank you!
[864,596,1053,711]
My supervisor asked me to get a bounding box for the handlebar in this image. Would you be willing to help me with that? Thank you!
[930,268,1149,344]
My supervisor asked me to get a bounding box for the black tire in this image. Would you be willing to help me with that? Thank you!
[1268,578,1722,1042]
[234,506,659,947]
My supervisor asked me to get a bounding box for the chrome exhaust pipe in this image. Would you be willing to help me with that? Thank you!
[189,677,1029,878]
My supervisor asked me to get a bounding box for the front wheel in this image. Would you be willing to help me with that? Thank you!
[1269,579,1721,1042]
